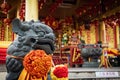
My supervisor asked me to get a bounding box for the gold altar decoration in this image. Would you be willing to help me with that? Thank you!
[80,24,96,44]
[99,48,120,68]
[106,26,115,48]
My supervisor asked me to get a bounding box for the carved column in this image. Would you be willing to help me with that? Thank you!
[25,0,38,21]
[116,26,119,48]
[100,21,107,44]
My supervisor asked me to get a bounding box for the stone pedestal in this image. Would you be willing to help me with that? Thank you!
[82,61,100,68]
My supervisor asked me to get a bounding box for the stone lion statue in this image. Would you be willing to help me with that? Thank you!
[6,18,55,80]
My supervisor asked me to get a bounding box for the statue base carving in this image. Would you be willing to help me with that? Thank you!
[82,59,100,68]
[82,61,100,68]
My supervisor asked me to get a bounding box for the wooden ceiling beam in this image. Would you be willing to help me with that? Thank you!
[93,6,120,21]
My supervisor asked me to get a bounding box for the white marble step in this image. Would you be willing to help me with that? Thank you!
[68,68,120,79]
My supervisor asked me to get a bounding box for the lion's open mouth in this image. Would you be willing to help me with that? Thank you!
[32,38,55,54]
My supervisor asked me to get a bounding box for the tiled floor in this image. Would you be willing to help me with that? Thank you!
[0,64,6,80]
[0,64,6,72]
[0,72,7,80]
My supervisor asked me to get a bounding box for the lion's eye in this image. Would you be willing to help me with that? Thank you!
[36,26,40,29]
[37,31,45,37]
[34,26,41,32]
[18,37,25,42]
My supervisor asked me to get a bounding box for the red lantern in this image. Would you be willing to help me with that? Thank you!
[21,0,25,3]
[0,1,11,14]
[49,0,63,14]
[102,18,106,21]
[19,1,26,20]
[79,12,82,15]
[38,0,46,10]
[21,3,25,9]
[3,18,11,25]
[83,9,86,13]
[116,19,120,25]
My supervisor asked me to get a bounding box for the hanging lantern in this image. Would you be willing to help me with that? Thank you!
[38,0,46,10]
[83,9,86,13]
[79,12,82,15]
[0,0,11,14]
[3,18,11,25]
[49,0,63,15]
[102,18,106,21]
[19,0,26,20]
[117,19,120,25]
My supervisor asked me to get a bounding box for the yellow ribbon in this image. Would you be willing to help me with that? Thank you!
[99,48,112,68]
[18,69,47,80]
